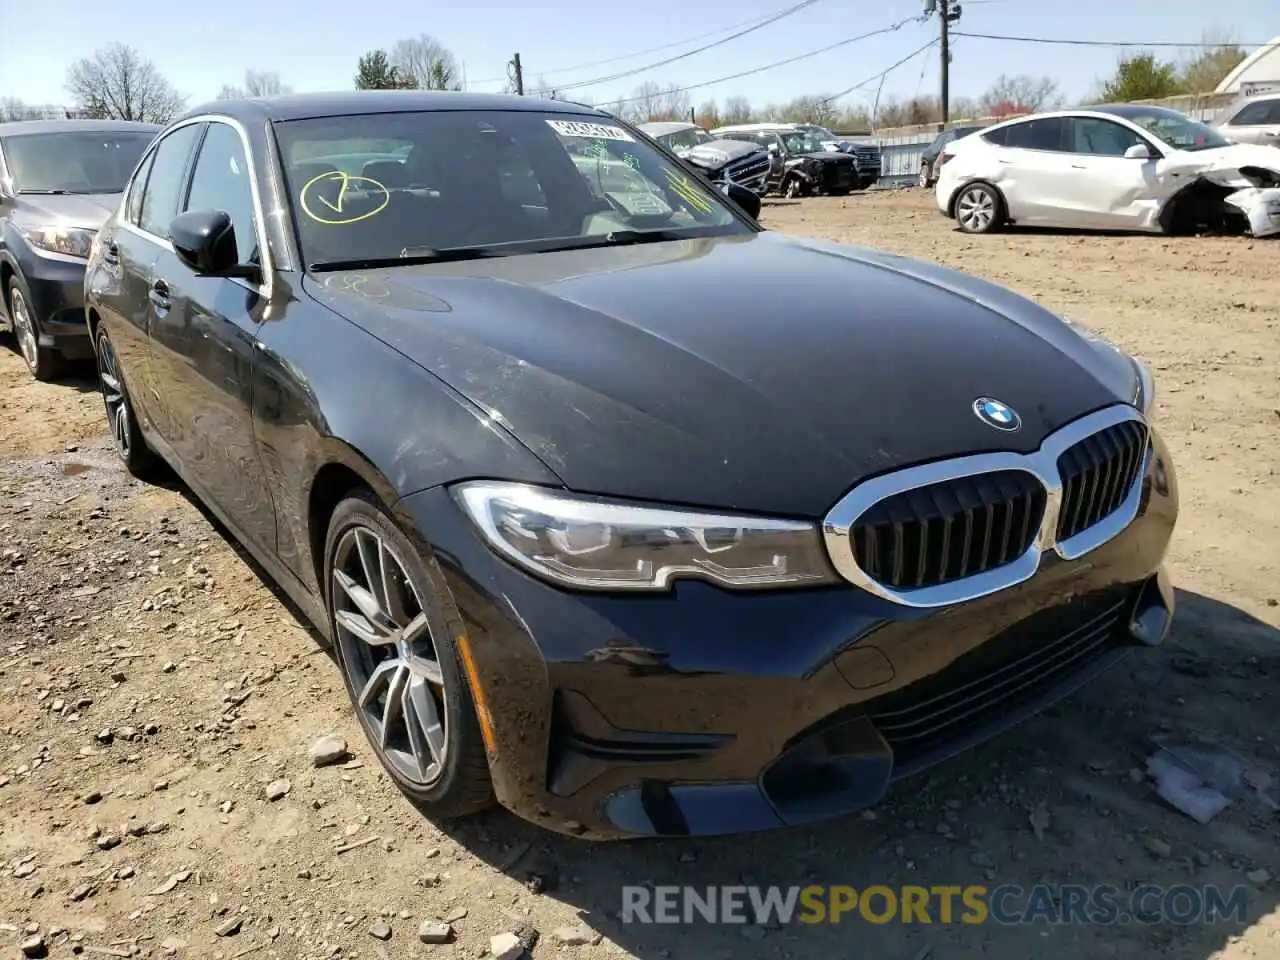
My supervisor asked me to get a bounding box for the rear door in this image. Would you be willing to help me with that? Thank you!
[112,123,203,435]
[993,117,1077,225]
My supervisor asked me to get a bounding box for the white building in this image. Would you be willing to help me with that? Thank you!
[1216,36,1280,97]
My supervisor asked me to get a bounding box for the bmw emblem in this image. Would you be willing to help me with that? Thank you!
[973,397,1022,432]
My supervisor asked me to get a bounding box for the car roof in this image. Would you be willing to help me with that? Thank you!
[0,118,161,136]
[639,121,698,136]
[179,90,608,125]
[712,122,799,133]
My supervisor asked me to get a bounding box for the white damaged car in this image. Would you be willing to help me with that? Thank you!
[935,104,1280,238]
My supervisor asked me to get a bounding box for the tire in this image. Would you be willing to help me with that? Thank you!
[919,164,932,189]
[783,177,804,200]
[7,277,62,381]
[94,323,162,478]
[954,182,1004,234]
[324,491,494,819]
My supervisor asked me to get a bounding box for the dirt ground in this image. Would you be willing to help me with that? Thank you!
[1,188,1277,960]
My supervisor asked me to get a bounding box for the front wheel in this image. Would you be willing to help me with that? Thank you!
[7,278,61,381]
[325,492,494,819]
[783,177,805,200]
[954,182,1004,234]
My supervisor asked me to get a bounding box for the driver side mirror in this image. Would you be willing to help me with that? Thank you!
[168,210,260,281]
[767,142,779,154]
[1123,143,1153,160]
[720,182,762,220]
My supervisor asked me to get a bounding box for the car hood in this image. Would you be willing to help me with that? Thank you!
[1167,143,1280,187]
[800,151,853,163]
[14,192,120,231]
[680,139,765,169]
[304,232,1138,516]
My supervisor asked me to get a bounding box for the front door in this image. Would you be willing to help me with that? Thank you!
[146,120,277,553]
[1052,117,1162,230]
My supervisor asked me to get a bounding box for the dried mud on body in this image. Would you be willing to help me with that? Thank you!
[1,188,1278,959]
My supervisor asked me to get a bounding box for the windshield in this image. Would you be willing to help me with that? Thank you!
[1118,108,1231,152]
[781,132,828,154]
[273,111,749,267]
[661,128,714,153]
[2,131,155,193]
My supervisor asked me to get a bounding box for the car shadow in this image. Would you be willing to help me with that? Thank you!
[147,479,1280,957]
[424,588,1279,959]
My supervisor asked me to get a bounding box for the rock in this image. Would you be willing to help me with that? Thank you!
[368,918,392,941]
[1145,837,1172,858]
[14,862,37,879]
[969,851,994,868]
[214,917,242,937]
[741,925,767,941]
[95,728,114,744]
[310,735,349,767]
[264,778,291,801]
[490,932,525,960]
[96,833,122,850]
[553,926,597,945]
[442,906,468,923]
[68,882,93,901]
[20,934,46,958]
[1028,804,1051,840]
[1246,868,1271,884]
[83,790,103,804]
[418,919,454,943]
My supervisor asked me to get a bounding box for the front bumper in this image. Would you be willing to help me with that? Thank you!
[395,426,1178,840]
[3,251,92,359]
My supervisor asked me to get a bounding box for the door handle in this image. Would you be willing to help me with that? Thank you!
[1071,164,1087,169]
[149,279,172,312]
[103,242,119,265]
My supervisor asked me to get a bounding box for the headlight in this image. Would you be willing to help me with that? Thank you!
[1132,356,1155,414]
[18,224,97,260]
[454,481,837,591]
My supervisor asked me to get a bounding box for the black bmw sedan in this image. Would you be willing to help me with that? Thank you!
[84,91,1178,840]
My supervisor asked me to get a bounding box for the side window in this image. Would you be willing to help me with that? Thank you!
[1228,100,1275,126]
[139,124,202,238]
[982,126,1009,146]
[125,151,155,225]
[183,122,259,264]
[1002,118,1066,152]
[1067,118,1146,157]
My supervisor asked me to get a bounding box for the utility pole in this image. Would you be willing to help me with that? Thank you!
[939,0,950,129]
[510,53,524,96]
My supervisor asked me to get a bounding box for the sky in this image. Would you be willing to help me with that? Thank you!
[0,0,1274,114]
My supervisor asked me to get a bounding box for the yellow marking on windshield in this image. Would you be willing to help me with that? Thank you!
[299,171,390,225]
[664,170,714,214]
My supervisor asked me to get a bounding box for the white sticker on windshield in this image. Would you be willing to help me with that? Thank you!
[546,119,635,142]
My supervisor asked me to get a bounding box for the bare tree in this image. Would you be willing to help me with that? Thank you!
[721,95,754,125]
[621,82,691,123]
[66,43,186,123]
[778,95,839,127]
[390,35,461,91]
[217,70,293,100]
[1,97,37,121]
[978,74,1062,116]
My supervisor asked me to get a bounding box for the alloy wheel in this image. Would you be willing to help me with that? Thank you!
[957,186,996,232]
[332,526,448,787]
[919,165,930,189]
[96,334,133,457]
[10,288,39,372]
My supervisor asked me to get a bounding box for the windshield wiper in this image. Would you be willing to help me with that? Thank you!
[18,188,71,195]
[601,229,689,246]
[308,247,508,272]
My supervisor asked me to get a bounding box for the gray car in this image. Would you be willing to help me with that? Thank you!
[0,119,158,379]
[1215,94,1280,148]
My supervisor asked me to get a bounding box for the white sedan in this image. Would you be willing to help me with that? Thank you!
[934,105,1280,237]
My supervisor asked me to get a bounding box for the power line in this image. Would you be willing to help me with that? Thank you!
[553,0,827,94]
[470,4,833,85]
[600,16,927,107]
[819,37,940,103]
[952,31,1271,48]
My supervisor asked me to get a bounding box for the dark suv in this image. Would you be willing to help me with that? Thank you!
[0,119,158,379]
